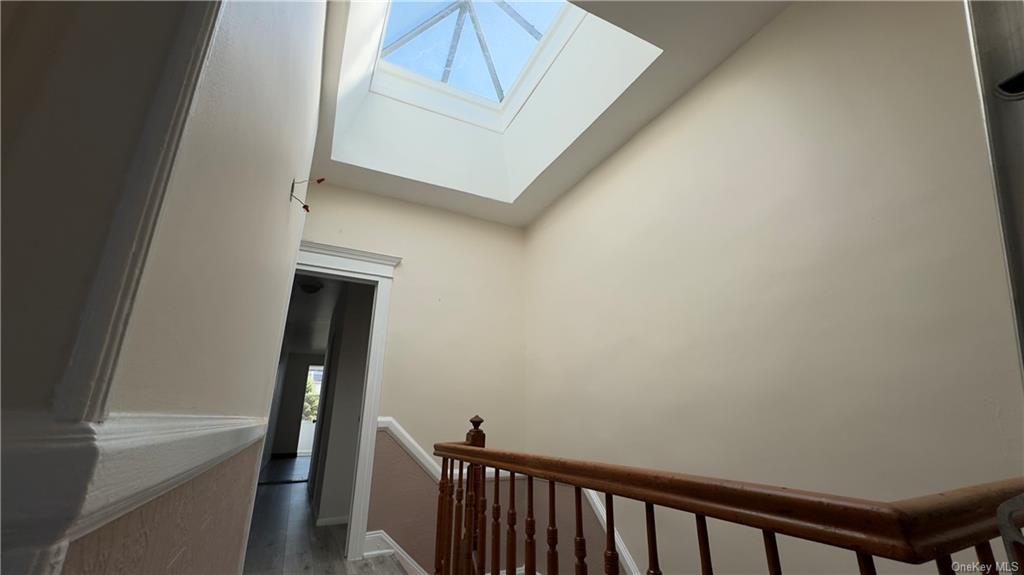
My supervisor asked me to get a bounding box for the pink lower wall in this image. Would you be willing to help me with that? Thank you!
[62,441,262,575]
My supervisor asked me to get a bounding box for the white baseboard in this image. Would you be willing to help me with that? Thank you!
[315,514,350,527]
[377,417,512,482]
[3,410,266,572]
[364,530,428,575]
[375,416,640,575]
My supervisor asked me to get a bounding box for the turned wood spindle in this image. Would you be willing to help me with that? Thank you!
[855,552,876,575]
[694,514,713,575]
[526,476,537,575]
[974,542,996,575]
[547,480,559,575]
[462,463,477,575]
[435,458,449,575]
[644,503,662,575]
[492,468,501,575]
[477,466,487,575]
[762,530,782,575]
[574,486,588,575]
[443,459,456,575]
[451,462,464,575]
[935,556,955,575]
[507,471,518,575]
[604,493,620,575]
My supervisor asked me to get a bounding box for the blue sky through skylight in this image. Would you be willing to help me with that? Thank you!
[382,0,565,102]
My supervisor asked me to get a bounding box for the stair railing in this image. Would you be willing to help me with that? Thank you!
[433,416,1023,575]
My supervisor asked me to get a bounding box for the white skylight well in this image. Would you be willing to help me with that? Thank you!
[380,0,566,103]
[332,0,663,203]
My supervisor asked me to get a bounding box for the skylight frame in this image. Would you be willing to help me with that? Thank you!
[369,0,582,133]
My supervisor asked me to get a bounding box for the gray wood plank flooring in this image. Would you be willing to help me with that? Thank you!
[243,482,406,575]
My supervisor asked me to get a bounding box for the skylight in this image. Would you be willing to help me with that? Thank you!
[381,0,566,102]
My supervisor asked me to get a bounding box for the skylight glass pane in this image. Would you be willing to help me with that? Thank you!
[474,2,536,91]
[381,0,566,102]
[384,10,459,82]
[383,1,454,46]
[506,2,563,35]
[449,17,499,101]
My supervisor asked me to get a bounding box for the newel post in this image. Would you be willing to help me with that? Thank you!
[466,415,486,447]
[461,416,485,575]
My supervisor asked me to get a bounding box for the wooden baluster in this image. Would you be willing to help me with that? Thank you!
[974,542,996,575]
[463,463,477,575]
[605,493,620,575]
[526,477,537,575]
[507,472,518,575]
[935,555,955,575]
[574,487,588,575]
[855,552,876,575]
[491,469,501,575]
[477,467,487,575]
[435,458,449,575]
[444,460,456,575]
[451,462,465,575]
[762,530,782,575]
[547,480,559,575]
[694,514,713,575]
[644,503,662,575]
[463,415,486,575]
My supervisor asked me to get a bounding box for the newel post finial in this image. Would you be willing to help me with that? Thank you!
[466,415,485,447]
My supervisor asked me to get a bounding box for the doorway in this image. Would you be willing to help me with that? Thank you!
[246,242,399,567]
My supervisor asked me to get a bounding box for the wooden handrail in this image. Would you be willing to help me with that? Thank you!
[434,440,1023,564]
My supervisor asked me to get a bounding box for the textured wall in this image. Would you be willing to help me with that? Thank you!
[523,2,1022,573]
[303,186,527,452]
[1,1,184,411]
[109,0,325,417]
[63,441,262,575]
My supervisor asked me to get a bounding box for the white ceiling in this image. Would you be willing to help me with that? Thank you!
[312,1,788,226]
[282,274,342,355]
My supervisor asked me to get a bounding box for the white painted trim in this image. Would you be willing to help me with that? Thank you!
[298,241,402,279]
[583,489,641,575]
[2,412,266,561]
[376,416,514,482]
[372,416,638,574]
[364,530,429,575]
[294,243,398,560]
[315,514,350,527]
[52,2,223,422]
[73,413,267,539]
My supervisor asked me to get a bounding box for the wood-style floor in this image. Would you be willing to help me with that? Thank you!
[243,480,406,575]
[259,455,312,484]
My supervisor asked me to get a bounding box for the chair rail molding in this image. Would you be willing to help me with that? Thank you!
[2,412,266,573]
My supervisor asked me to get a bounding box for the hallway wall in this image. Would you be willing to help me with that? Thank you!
[108,0,325,418]
[523,2,1023,573]
[1,1,185,412]
[303,185,527,451]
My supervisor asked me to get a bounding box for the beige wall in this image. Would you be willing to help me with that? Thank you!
[1,2,186,411]
[316,283,374,524]
[63,441,262,575]
[523,2,1023,573]
[303,185,527,450]
[109,1,326,417]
